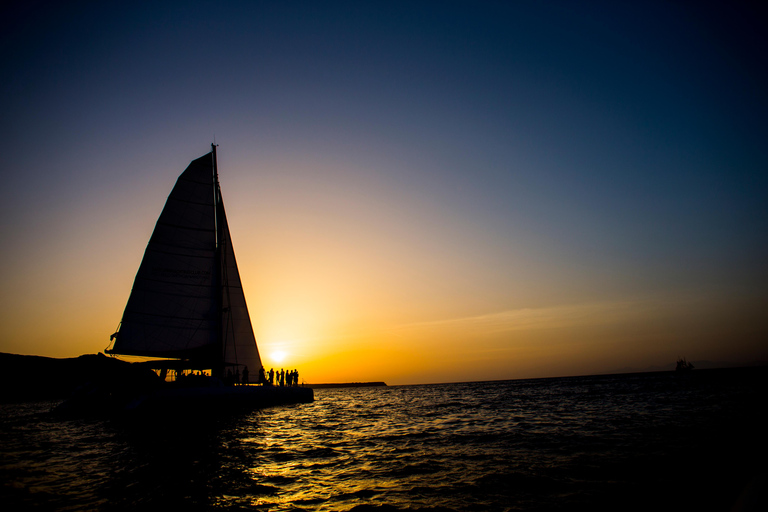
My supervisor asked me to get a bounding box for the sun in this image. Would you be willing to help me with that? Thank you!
[271,350,287,363]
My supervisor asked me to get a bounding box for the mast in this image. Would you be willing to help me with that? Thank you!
[212,143,219,187]
[212,143,224,378]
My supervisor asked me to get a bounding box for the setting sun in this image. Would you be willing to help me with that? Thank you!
[270,350,287,364]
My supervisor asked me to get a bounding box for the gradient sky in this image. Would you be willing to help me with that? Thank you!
[1,1,766,384]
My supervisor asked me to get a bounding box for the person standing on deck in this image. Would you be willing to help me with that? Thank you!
[258,366,266,385]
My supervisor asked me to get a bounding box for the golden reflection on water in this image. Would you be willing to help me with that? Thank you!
[2,370,767,511]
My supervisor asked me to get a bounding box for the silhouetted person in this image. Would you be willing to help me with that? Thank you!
[294,369,299,386]
[279,368,285,387]
[258,366,267,385]
[269,368,275,385]
[242,366,249,385]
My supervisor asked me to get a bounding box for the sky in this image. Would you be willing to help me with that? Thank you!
[1,0,766,385]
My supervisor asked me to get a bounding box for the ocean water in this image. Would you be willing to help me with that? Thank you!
[1,368,767,512]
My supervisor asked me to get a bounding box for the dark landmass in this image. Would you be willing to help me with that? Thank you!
[610,359,768,374]
[0,352,160,403]
[307,382,387,389]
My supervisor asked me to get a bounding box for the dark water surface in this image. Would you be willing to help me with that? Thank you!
[2,368,767,511]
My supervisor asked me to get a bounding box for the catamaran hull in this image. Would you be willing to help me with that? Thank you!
[125,385,314,412]
[56,384,313,416]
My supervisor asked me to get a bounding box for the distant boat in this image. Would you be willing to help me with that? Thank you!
[675,357,695,372]
[75,145,313,412]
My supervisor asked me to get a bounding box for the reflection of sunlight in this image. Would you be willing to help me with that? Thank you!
[271,350,287,363]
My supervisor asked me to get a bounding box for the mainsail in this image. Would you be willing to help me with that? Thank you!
[109,146,262,376]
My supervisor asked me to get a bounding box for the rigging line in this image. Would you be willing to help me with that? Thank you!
[211,143,234,374]
[143,246,216,258]
[121,311,218,322]
[212,144,219,250]
[181,319,214,351]
[165,195,215,207]
[154,221,216,233]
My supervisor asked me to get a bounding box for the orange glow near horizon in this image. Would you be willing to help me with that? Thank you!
[1,193,767,386]
[243,281,768,385]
